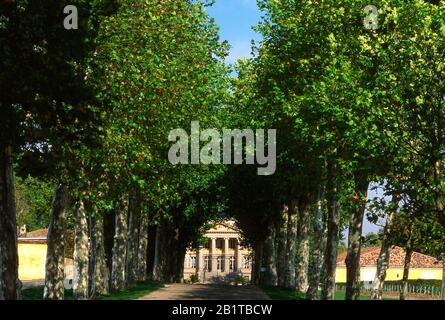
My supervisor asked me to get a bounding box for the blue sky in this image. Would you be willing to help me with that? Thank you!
[207,0,262,64]
[207,0,383,236]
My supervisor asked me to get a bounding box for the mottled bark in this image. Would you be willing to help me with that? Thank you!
[0,144,18,300]
[433,161,445,300]
[73,201,89,300]
[400,248,412,300]
[152,225,161,280]
[44,184,69,300]
[276,205,288,287]
[433,161,445,299]
[441,253,445,300]
[261,226,277,286]
[89,214,109,297]
[307,184,326,300]
[345,178,369,300]
[137,215,148,281]
[371,245,393,300]
[284,201,297,289]
[103,211,115,278]
[111,197,128,291]
[371,195,399,300]
[434,160,445,227]
[295,200,310,293]
[322,160,341,300]
[125,198,140,287]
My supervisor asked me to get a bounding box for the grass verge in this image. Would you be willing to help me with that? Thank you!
[261,286,375,300]
[21,281,162,300]
[260,286,306,300]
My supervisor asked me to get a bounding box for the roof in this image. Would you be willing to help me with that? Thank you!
[337,246,443,269]
[18,228,75,259]
[22,228,49,239]
[206,219,241,235]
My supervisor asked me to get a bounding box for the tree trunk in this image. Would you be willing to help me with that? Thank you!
[441,253,445,300]
[295,200,310,293]
[284,201,297,289]
[173,241,186,283]
[434,160,445,227]
[145,225,157,280]
[89,213,109,297]
[400,248,412,300]
[371,195,399,300]
[0,144,18,300]
[125,198,140,287]
[371,245,392,300]
[153,222,164,281]
[252,241,263,285]
[152,220,175,283]
[322,159,341,300]
[110,197,129,291]
[152,225,161,280]
[103,210,115,279]
[276,205,288,287]
[137,214,148,281]
[72,201,89,300]
[345,178,369,300]
[307,184,326,300]
[261,226,277,286]
[44,183,69,300]
[433,160,445,300]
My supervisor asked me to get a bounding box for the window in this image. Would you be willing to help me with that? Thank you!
[188,256,196,269]
[216,239,223,249]
[204,256,210,271]
[217,256,223,271]
[229,256,235,271]
[243,256,252,269]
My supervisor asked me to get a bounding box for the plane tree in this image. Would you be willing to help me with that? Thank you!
[0,0,112,300]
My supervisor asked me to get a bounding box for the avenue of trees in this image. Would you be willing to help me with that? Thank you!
[1,0,445,301]
[227,0,445,301]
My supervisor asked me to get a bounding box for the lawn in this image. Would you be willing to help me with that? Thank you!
[21,281,162,300]
[261,286,374,300]
[21,286,73,300]
[261,286,306,300]
[96,281,162,300]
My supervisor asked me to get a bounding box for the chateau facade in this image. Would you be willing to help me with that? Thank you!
[183,220,252,283]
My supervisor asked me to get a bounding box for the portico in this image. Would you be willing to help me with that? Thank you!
[184,220,252,283]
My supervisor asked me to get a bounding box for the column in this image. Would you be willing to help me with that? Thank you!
[211,237,217,273]
[236,238,243,272]
[196,247,203,281]
[224,238,230,272]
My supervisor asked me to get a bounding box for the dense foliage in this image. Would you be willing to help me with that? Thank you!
[1,0,444,301]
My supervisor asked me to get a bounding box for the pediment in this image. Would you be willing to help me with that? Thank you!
[206,219,241,235]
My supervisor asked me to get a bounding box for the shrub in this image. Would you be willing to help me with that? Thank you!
[190,274,199,284]
[234,274,249,285]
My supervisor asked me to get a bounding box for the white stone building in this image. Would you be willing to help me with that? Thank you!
[183,220,252,283]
